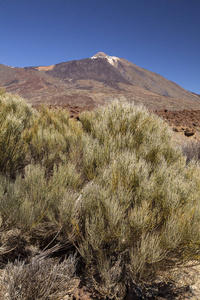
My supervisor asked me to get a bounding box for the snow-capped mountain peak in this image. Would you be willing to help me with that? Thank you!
[90,52,119,66]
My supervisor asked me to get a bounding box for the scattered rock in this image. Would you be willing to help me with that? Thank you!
[155,109,200,130]
[173,126,184,132]
[185,127,196,137]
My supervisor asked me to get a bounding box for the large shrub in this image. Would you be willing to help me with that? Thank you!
[1,96,200,298]
[77,100,200,295]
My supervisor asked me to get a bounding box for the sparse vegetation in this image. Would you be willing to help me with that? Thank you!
[1,93,200,299]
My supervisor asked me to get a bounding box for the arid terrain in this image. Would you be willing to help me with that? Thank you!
[155,109,200,143]
[1,51,200,142]
[1,54,200,300]
[1,52,200,111]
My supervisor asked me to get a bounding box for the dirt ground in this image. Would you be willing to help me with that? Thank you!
[154,109,200,144]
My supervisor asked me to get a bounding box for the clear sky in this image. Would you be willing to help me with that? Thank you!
[0,0,200,94]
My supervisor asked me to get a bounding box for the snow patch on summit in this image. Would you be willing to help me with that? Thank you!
[106,56,119,66]
[91,52,120,67]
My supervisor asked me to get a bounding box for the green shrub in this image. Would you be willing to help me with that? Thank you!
[80,100,182,167]
[0,94,83,176]
[0,164,50,231]
[0,93,37,177]
[1,95,200,297]
[29,106,69,170]
[29,108,84,172]
[77,100,200,287]
[0,162,82,232]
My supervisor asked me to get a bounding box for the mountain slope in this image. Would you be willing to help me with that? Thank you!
[0,53,200,110]
[90,53,200,103]
[46,57,131,88]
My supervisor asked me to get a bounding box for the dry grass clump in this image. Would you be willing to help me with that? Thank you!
[182,139,200,164]
[3,254,78,300]
[1,95,200,298]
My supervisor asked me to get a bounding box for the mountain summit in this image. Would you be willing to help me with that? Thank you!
[91,52,109,58]
[0,53,200,110]
[91,52,120,67]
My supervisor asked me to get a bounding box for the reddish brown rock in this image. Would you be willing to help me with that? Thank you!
[154,109,200,136]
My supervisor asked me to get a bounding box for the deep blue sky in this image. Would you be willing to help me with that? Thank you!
[0,0,200,94]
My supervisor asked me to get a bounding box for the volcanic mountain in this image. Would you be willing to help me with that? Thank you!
[0,52,200,110]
